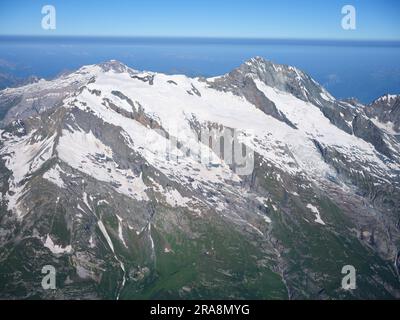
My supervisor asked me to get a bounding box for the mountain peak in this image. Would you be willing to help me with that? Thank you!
[242,56,302,75]
[245,56,269,65]
[96,60,131,73]
[242,56,275,72]
[372,93,400,105]
[232,56,337,106]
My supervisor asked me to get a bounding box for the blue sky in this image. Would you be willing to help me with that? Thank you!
[0,0,399,40]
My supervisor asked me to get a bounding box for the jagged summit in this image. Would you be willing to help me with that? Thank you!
[243,56,300,73]
[371,93,400,105]
[232,56,336,105]
[242,56,275,68]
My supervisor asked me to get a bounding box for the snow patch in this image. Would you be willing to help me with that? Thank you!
[57,129,148,201]
[306,204,326,225]
[116,214,128,248]
[43,165,65,188]
[98,220,114,252]
[44,234,72,254]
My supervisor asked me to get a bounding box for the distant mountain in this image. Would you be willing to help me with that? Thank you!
[0,72,20,91]
[0,57,399,299]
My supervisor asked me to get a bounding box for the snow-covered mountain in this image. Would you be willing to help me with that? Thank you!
[0,57,399,299]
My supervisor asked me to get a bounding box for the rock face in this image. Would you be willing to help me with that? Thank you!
[352,115,393,158]
[366,94,400,132]
[0,57,399,300]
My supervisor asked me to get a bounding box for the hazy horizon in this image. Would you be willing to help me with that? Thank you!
[1,35,399,103]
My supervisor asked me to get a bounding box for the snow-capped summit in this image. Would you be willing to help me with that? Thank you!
[96,59,140,74]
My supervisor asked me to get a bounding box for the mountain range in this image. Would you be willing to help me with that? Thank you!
[0,57,399,299]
